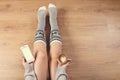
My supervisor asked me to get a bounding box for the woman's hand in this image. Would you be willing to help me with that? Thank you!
[57,58,71,68]
[22,57,37,80]
[22,58,34,68]
[55,58,71,80]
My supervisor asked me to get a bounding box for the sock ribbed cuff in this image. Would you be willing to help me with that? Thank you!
[50,29,62,44]
[34,30,46,44]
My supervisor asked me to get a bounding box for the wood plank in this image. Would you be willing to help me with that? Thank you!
[0,0,120,80]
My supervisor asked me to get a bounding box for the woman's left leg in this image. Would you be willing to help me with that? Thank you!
[48,3,63,80]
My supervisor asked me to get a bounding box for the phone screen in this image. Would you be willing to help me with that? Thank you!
[20,45,35,63]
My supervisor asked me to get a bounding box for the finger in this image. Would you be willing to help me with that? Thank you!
[65,58,72,67]
[23,57,26,62]
[57,59,62,67]
[63,61,70,67]
[67,59,72,63]
[62,59,71,68]
[29,62,34,66]
[22,57,27,65]
[22,57,25,62]
[22,58,25,66]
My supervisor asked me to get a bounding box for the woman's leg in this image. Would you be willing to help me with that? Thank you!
[48,3,62,80]
[50,42,62,80]
[34,42,48,80]
[34,6,48,80]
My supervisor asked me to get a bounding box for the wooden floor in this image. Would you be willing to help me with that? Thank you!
[0,0,120,80]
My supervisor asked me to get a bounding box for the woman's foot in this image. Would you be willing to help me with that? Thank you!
[48,3,58,30]
[34,6,47,44]
[38,6,46,30]
[48,3,62,44]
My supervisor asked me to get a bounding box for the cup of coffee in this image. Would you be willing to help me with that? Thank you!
[59,54,67,64]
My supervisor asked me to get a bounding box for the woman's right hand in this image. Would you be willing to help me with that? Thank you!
[55,58,71,80]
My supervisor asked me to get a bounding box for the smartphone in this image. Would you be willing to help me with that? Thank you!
[20,45,35,63]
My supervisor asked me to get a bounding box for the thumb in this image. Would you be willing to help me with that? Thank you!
[57,59,62,67]
[62,62,70,68]
[22,57,26,66]
[62,59,71,68]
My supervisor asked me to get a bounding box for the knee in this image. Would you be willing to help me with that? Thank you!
[50,51,60,61]
[36,50,47,60]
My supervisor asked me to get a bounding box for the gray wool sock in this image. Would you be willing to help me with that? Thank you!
[37,6,46,31]
[24,63,37,80]
[48,3,62,43]
[48,4,58,30]
[34,6,46,43]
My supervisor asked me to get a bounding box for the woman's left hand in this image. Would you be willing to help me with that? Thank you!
[22,58,34,68]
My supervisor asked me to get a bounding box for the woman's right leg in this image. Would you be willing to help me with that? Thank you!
[34,6,48,80]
